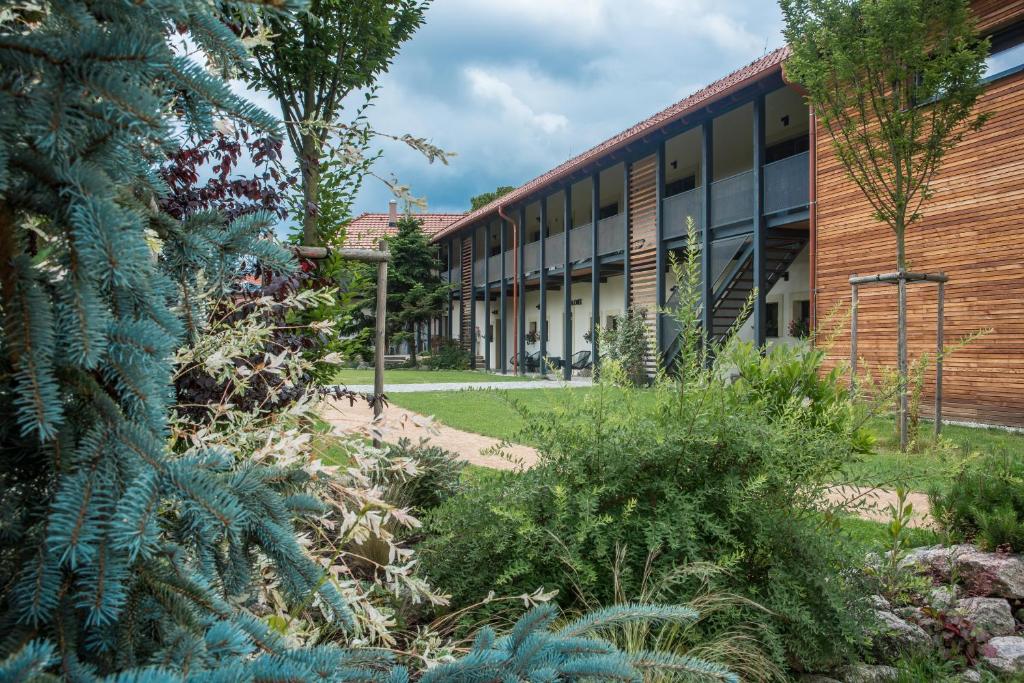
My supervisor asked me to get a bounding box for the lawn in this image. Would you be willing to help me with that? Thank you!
[331,367,538,385]
[389,387,596,444]
[389,387,1024,491]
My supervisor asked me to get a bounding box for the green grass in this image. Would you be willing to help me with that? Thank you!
[391,386,1024,492]
[331,367,537,386]
[835,515,941,555]
[389,387,598,444]
[840,416,1024,490]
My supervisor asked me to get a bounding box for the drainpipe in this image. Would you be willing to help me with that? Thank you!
[498,203,519,373]
[808,112,818,336]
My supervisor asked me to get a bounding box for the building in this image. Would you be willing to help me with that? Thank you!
[429,0,1024,427]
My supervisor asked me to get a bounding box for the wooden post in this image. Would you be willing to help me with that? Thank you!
[935,279,945,438]
[539,197,548,367]
[591,172,601,373]
[850,278,858,394]
[563,185,572,381]
[700,120,714,353]
[752,93,767,348]
[623,160,631,315]
[898,273,908,451]
[373,239,389,439]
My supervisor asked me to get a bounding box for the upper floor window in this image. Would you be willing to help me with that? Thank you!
[983,22,1024,83]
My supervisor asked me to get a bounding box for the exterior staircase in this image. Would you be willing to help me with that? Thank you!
[663,227,808,367]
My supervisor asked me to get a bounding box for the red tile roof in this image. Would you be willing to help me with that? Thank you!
[344,212,465,249]
[431,46,790,243]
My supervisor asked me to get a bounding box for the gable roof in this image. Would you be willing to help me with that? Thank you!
[431,46,790,243]
[344,212,465,249]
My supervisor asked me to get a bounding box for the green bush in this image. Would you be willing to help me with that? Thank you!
[420,341,872,672]
[930,450,1024,551]
[425,339,471,370]
[377,438,466,513]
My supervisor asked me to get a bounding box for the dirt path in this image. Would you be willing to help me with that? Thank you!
[320,399,933,527]
[319,397,539,471]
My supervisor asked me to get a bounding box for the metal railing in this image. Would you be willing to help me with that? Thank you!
[545,233,565,268]
[569,224,591,263]
[763,151,809,215]
[598,213,626,255]
[710,170,753,228]
[524,240,540,272]
[663,189,702,240]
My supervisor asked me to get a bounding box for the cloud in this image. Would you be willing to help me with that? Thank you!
[232,0,789,220]
[464,67,569,134]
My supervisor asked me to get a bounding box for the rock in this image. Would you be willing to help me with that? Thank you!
[872,609,930,656]
[982,636,1024,673]
[837,664,899,682]
[958,669,982,683]
[929,585,960,611]
[894,606,922,622]
[955,550,1024,599]
[867,594,892,611]
[956,597,1016,639]
[898,544,975,580]
[799,676,842,683]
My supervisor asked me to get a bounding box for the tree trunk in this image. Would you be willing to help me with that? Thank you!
[300,132,320,247]
[895,223,908,451]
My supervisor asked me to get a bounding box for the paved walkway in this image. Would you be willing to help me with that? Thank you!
[319,396,933,526]
[326,378,592,394]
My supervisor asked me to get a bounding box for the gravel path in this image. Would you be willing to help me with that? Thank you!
[326,378,592,394]
[319,396,934,527]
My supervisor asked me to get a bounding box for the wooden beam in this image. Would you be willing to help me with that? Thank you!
[292,245,389,262]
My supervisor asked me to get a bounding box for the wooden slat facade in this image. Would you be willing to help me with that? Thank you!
[815,1,1024,427]
[627,154,660,373]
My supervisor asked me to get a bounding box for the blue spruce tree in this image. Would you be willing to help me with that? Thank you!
[0,0,736,679]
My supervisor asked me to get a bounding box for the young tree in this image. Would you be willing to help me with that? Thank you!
[245,0,430,246]
[338,216,449,364]
[469,185,515,211]
[780,0,989,449]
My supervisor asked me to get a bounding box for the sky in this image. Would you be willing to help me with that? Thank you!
[246,0,788,225]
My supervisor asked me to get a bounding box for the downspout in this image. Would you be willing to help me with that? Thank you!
[808,111,818,336]
[498,203,519,373]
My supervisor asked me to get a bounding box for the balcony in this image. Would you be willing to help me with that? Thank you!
[663,189,703,240]
[710,170,754,228]
[763,151,809,216]
[524,240,540,272]
[597,213,626,256]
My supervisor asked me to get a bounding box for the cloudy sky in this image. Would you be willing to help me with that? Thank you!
[263,0,788,220]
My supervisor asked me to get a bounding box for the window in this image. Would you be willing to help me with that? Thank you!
[983,23,1024,82]
[606,314,618,331]
[766,302,779,338]
[665,175,696,198]
[599,202,619,220]
[789,300,811,338]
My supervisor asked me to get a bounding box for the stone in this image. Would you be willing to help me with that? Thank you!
[837,664,900,682]
[867,594,892,611]
[958,669,982,683]
[929,585,960,611]
[956,597,1016,639]
[955,550,1024,599]
[894,606,922,622]
[798,676,842,683]
[872,609,931,656]
[982,636,1024,673]
[898,544,975,580]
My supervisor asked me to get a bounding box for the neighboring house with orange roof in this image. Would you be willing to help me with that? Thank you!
[431,0,1024,427]
[344,209,464,249]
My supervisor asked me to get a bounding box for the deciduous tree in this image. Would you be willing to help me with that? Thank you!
[780,0,989,449]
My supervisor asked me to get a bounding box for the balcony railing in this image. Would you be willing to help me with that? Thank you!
[473,259,483,285]
[569,224,591,263]
[710,170,754,228]
[663,189,702,240]
[545,233,564,269]
[524,240,540,272]
[446,267,458,284]
[763,151,809,215]
[597,213,626,256]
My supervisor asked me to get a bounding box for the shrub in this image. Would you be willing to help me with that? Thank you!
[930,450,1024,551]
[376,438,466,513]
[419,240,872,672]
[425,339,471,370]
[598,307,650,386]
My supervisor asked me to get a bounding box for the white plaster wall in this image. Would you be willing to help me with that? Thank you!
[736,244,812,346]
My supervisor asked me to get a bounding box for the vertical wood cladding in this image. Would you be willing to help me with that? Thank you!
[628,154,660,373]
[460,238,473,353]
[814,55,1024,427]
